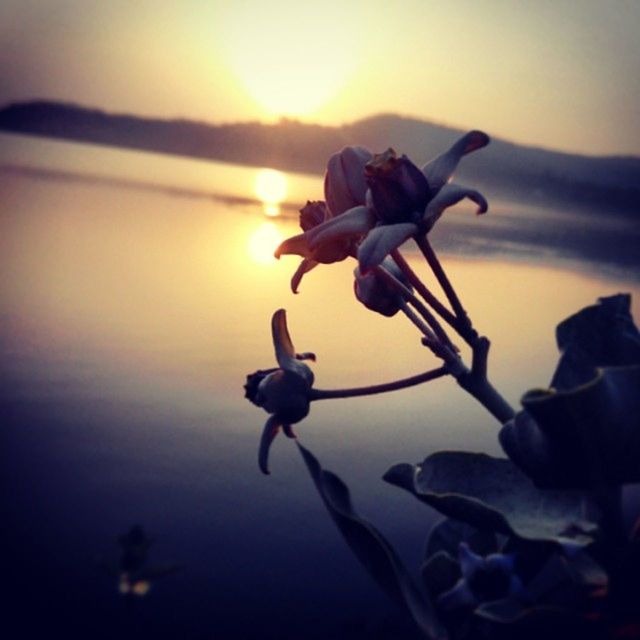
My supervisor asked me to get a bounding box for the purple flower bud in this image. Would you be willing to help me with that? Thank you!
[299,200,329,231]
[353,258,410,317]
[364,149,430,224]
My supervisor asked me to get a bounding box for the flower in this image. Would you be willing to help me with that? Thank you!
[244,309,315,474]
[294,130,490,274]
[275,146,375,292]
[437,543,526,612]
[353,257,410,317]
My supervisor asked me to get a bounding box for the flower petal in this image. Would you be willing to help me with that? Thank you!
[422,183,488,231]
[325,146,372,215]
[258,415,281,475]
[306,205,376,250]
[458,542,484,579]
[274,233,312,259]
[422,130,490,195]
[357,223,417,273]
[290,258,318,294]
[271,310,314,385]
[272,309,296,364]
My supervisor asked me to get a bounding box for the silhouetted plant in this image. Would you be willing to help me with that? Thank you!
[245,132,640,639]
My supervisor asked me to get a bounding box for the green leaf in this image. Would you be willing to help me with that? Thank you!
[384,452,596,545]
[297,443,447,640]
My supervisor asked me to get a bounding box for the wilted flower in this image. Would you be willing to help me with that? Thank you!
[354,257,410,317]
[437,543,526,612]
[275,147,375,291]
[297,130,490,274]
[244,309,315,474]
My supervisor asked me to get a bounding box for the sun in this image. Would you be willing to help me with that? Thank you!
[218,3,360,119]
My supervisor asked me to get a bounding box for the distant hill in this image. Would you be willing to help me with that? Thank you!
[1,100,639,216]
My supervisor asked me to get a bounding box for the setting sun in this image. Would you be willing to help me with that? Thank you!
[217,3,360,119]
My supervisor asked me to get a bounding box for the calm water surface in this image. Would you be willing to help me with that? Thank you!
[2,133,639,638]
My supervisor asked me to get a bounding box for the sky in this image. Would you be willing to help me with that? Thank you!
[1,0,639,156]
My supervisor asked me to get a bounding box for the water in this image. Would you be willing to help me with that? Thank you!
[1,132,639,638]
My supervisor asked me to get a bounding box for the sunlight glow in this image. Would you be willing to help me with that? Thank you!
[255,169,287,204]
[255,169,287,217]
[248,221,284,264]
[218,3,360,119]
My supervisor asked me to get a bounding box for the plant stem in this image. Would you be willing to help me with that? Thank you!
[399,300,437,342]
[414,236,476,340]
[439,336,515,423]
[391,249,458,327]
[373,264,456,350]
[310,367,449,400]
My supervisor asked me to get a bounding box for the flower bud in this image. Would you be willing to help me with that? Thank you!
[353,258,409,317]
[365,149,430,224]
[255,369,311,424]
[299,200,329,231]
[244,368,278,407]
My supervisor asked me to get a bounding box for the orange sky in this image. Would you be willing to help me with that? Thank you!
[1,0,639,156]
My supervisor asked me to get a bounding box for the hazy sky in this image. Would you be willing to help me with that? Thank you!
[1,0,639,156]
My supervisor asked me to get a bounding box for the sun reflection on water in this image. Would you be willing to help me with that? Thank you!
[254,168,287,217]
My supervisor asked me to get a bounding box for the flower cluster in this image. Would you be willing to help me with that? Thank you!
[276,130,489,290]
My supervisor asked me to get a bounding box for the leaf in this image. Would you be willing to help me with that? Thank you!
[297,443,447,640]
[502,366,640,488]
[420,551,461,601]
[552,294,640,390]
[384,452,596,546]
[425,518,499,561]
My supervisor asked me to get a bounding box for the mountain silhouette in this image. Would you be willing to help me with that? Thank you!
[1,100,639,216]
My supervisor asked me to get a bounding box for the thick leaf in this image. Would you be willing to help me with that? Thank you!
[426,518,499,561]
[421,551,461,601]
[384,452,596,545]
[552,294,640,390]
[502,366,640,488]
[298,443,447,640]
